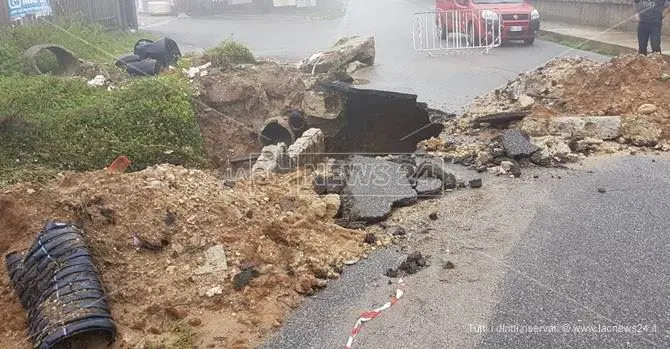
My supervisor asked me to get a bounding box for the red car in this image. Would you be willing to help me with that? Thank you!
[435,0,540,45]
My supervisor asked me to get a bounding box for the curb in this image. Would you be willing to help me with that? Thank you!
[538,29,670,61]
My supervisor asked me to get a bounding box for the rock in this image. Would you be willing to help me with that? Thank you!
[188,318,203,327]
[500,160,521,177]
[571,137,603,152]
[442,261,455,269]
[518,94,535,108]
[205,285,223,297]
[623,117,662,147]
[298,36,375,74]
[501,129,538,158]
[323,194,341,218]
[415,177,443,197]
[346,60,368,74]
[166,306,188,320]
[429,212,438,220]
[637,103,657,115]
[234,267,260,291]
[363,233,377,244]
[387,226,407,236]
[310,199,328,218]
[295,275,318,295]
[397,252,428,275]
[597,188,606,193]
[548,116,621,140]
[469,178,483,188]
[339,156,418,224]
[411,161,457,190]
[529,147,552,166]
[385,268,399,278]
[194,245,228,275]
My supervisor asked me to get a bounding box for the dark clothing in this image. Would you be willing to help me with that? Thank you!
[635,0,668,54]
[635,0,667,24]
[638,21,663,54]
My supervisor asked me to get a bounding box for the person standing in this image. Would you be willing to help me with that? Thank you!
[634,0,670,54]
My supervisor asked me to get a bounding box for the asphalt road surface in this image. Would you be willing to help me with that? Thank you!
[145,1,669,348]
[143,0,603,112]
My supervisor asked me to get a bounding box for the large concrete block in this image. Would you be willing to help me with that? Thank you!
[288,128,325,168]
[548,115,621,140]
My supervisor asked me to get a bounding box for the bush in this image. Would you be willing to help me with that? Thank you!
[0,17,154,76]
[0,74,206,186]
[202,40,256,68]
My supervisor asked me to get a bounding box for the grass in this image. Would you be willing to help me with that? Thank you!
[537,31,625,57]
[0,73,207,187]
[202,40,256,68]
[0,16,154,76]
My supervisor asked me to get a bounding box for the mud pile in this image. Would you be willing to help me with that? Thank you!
[0,165,372,349]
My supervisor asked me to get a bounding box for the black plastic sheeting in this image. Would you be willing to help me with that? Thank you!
[5,222,116,349]
[133,37,182,68]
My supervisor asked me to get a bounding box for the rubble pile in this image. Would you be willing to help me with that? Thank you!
[0,165,373,349]
[422,54,670,174]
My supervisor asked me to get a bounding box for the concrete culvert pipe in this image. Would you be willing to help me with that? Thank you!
[24,44,81,76]
[259,117,295,146]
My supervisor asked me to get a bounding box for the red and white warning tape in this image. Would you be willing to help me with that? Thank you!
[344,279,406,349]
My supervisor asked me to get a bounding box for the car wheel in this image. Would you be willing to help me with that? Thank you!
[524,37,535,45]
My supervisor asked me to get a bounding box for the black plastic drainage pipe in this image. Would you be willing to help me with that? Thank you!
[4,222,117,349]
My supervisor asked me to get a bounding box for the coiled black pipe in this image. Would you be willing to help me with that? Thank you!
[4,222,116,349]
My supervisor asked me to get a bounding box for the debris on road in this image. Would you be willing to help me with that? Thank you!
[597,187,607,193]
[386,252,429,277]
[421,54,670,175]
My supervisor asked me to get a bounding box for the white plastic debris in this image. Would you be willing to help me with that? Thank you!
[87,75,107,87]
[184,62,212,78]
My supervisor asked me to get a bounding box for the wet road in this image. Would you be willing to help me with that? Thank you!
[143,0,603,112]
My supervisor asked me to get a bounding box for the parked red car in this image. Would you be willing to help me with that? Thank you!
[435,0,540,45]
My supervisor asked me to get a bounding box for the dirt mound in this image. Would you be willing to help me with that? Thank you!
[0,164,367,349]
[463,54,670,148]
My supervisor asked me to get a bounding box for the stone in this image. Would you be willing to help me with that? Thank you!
[386,226,407,236]
[637,103,657,115]
[623,117,662,147]
[597,188,606,193]
[195,245,228,275]
[252,143,288,175]
[415,177,443,198]
[339,156,418,224]
[530,136,576,164]
[346,60,369,74]
[518,94,535,108]
[363,233,377,244]
[288,128,325,168]
[298,36,375,74]
[295,275,318,295]
[205,285,223,297]
[500,160,521,177]
[429,212,438,220]
[501,129,538,158]
[188,318,203,327]
[323,194,341,218]
[234,267,260,291]
[442,261,455,269]
[548,116,621,140]
[469,178,483,188]
[166,306,188,320]
[529,147,552,166]
[310,199,328,218]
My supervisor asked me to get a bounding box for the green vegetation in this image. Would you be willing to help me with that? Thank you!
[203,40,256,68]
[0,74,206,187]
[537,31,623,57]
[0,17,153,76]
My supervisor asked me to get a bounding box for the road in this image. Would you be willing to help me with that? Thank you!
[142,0,603,113]
[144,1,670,348]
